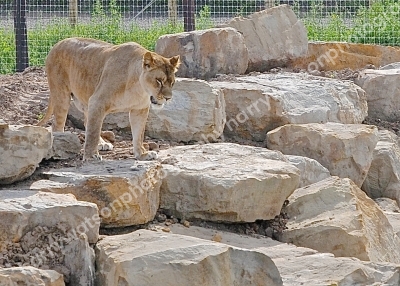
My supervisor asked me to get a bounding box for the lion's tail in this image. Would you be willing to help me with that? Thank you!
[36,96,54,126]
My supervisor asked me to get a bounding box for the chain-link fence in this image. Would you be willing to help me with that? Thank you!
[1,0,400,74]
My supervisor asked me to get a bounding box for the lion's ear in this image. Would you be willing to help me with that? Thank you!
[169,55,181,71]
[143,52,154,69]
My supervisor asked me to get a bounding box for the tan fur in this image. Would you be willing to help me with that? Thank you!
[37,37,180,160]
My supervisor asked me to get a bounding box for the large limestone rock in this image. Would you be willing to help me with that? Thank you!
[155,27,248,79]
[355,65,400,121]
[46,131,81,160]
[259,243,400,285]
[31,160,162,228]
[146,79,226,142]
[95,229,283,286]
[220,5,308,72]
[280,176,400,264]
[285,155,330,188]
[375,198,400,238]
[159,143,300,222]
[0,190,99,246]
[362,130,400,205]
[267,123,379,187]
[210,72,367,142]
[0,123,52,184]
[68,79,226,143]
[291,42,400,71]
[0,267,65,286]
[0,191,97,285]
[166,223,400,285]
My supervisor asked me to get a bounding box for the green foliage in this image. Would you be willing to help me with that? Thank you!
[0,28,15,74]
[196,5,214,30]
[305,0,400,46]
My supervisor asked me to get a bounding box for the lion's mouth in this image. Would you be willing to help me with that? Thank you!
[150,96,162,105]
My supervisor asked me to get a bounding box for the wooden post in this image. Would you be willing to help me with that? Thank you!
[168,0,177,26]
[183,0,195,32]
[14,0,29,72]
[69,0,78,27]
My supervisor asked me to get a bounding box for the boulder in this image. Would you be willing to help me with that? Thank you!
[285,155,331,188]
[46,131,81,160]
[362,130,400,205]
[259,243,400,285]
[280,176,400,264]
[210,72,367,142]
[146,79,226,142]
[290,42,400,71]
[375,198,400,238]
[165,223,400,286]
[220,5,308,72]
[0,191,98,285]
[158,143,300,222]
[68,79,226,143]
[155,27,248,79]
[63,233,95,286]
[31,160,163,228]
[0,267,64,286]
[0,190,99,246]
[95,229,283,286]
[0,124,52,184]
[355,66,400,121]
[267,123,378,187]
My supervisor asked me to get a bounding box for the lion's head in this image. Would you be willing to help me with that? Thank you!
[140,52,180,108]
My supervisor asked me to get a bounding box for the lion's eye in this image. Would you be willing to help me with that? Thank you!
[156,79,163,87]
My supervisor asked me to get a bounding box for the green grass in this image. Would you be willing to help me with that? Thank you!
[2,1,400,74]
[0,19,184,74]
[304,0,400,46]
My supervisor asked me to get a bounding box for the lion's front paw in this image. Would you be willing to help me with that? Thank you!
[137,151,158,161]
[98,137,114,151]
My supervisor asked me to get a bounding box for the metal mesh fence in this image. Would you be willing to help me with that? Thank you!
[1,0,400,74]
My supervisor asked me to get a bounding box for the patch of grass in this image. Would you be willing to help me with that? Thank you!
[305,0,400,45]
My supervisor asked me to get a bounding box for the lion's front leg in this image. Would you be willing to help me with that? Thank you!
[129,108,157,161]
[83,101,105,161]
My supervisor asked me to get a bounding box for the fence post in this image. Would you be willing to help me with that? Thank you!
[168,0,177,26]
[14,0,29,72]
[183,0,195,32]
[265,0,275,9]
[69,0,78,27]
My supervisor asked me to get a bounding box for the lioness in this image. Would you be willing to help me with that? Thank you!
[38,37,180,161]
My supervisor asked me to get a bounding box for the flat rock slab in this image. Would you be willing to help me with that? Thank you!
[158,143,300,222]
[267,123,378,187]
[220,5,308,72]
[0,190,99,246]
[281,176,400,264]
[95,229,283,286]
[156,27,248,79]
[211,72,367,142]
[0,124,52,184]
[31,160,162,228]
[0,266,65,286]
